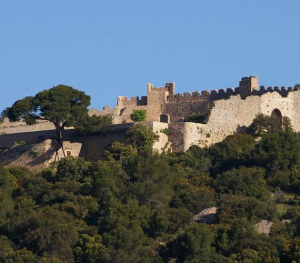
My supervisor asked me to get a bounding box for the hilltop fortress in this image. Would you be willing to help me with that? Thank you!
[0,76,299,168]
[89,76,299,151]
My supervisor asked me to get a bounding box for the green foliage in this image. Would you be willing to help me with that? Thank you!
[185,104,211,124]
[56,157,86,182]
[248,113,292,136]
[0,107,9,124]
[100,198,151,262]
[185,112,208,123]
[8,85,91,128]
[103,141,136,161]
[13,140,27,146]
[130,109,147,122]
[0,165,16,226]
[75,114,112,135]
[125,124,159,153]
[7,96,36,124]
[7,85,97,158]
[162,224,215,262]
[216,167,270,201]
[251,130,300,190]
[86,160,129,202]
[128,153,174,207]
[172,177,216,213]
[161,128,171,136]
[217,194,276,224]
[208,133,256,175]
[74,234,109,263]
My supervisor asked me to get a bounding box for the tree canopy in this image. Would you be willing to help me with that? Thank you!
[8,85,91,128]
[130,109,147,122]
[7,85,111,158]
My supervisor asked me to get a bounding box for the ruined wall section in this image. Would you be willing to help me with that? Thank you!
[165,88,238,122]
[164,101,209,123]
[114,96,147,124]
[89,82,175,124]
[183,95,263,150]
[89,96,147,124]
[182,90,299,150]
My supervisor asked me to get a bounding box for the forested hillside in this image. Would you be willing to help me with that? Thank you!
[1,117,300,262]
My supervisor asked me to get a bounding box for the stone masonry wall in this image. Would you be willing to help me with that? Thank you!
[182,90,298,150]
[0,118,55,135]
[2,77,300,156]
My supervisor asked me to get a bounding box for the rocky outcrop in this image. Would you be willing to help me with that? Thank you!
[255,220,273,234]
[194,207,218,224]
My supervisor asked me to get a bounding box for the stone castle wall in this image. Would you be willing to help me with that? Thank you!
[0,118,55,135]
[0,121,170,169]
[1,76,300,159]
[182,91,298,150]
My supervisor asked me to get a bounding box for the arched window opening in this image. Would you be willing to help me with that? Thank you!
[271,109,282,130]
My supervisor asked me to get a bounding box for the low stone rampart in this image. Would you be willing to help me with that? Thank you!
[0,118,55,135]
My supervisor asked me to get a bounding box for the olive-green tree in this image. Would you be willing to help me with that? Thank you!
[125,124,159,154]
[7,85,110,159]
[130,109,146,122]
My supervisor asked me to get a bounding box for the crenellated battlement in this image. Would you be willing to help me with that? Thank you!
[251,85,296,97]
[117,95,147,107]
[167,87,239,103]
[3,75,300,163]
[89,76,300,126]
[166,78,299,104]
[147,82,175,96]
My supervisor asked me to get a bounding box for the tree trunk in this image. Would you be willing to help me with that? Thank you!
[55,126,66,159]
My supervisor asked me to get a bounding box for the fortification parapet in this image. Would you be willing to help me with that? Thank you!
[168,89,211,103]
[274,86,279,92]
[201,90,209,96]
[174,93,182,98]
[183,92,191,98]
[147,82,175,95]
[250,85,297,98]
[209,90,218,100]
[226,88,234,95]
[192,91,200,97]
[117,95,147,108]
[219,89,225,95]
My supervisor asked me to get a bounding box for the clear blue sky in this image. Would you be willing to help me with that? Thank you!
[1,0,300,111]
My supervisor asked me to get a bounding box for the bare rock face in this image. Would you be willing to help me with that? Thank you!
[194,207,218,224]
[255,220,273,234]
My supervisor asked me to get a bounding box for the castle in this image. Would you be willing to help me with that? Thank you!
[0,76,299,168]
[89,76,299,151]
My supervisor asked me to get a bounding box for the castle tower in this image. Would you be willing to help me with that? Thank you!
[146,82,175,121]
[239,76,259,99]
